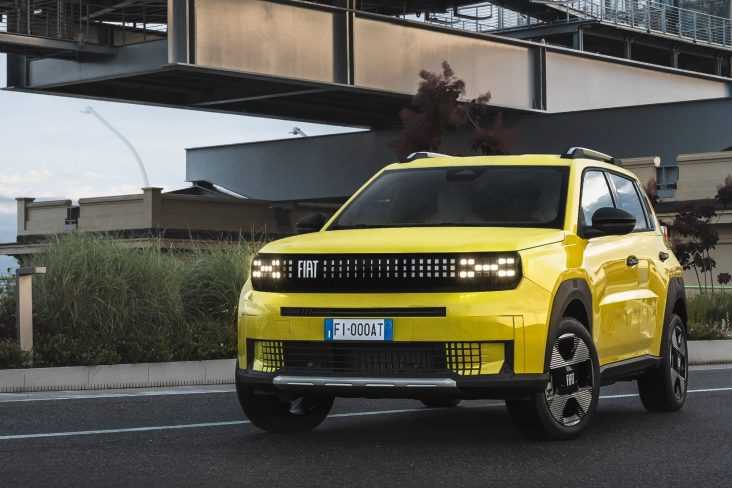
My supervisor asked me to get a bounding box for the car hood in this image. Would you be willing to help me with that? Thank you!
[261,227,566,254]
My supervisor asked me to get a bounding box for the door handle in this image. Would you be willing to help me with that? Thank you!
[659,251,669,262]
[626,255,639,267]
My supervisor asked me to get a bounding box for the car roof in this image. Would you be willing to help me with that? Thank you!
[383,154,639,180]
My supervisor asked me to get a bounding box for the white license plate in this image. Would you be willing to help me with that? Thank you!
[325,318,394,341]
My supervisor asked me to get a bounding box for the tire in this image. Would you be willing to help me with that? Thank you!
[506,318,600,440]
[420,398,461,408]
[637,314,688,412]
[236,378,334,434]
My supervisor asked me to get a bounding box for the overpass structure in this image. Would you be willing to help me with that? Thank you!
[2,0,732,127]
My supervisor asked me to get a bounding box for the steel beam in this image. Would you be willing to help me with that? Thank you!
[0,32,116,55]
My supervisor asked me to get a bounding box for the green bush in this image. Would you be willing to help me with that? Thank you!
[0,339,31,369]
[0,283,15,340]
[687,292,732,340]
[0,233,254,369]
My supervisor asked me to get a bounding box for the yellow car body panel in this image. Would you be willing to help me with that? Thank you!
[237,154,684,392]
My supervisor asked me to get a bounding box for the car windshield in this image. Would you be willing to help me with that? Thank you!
[329,165,569,229]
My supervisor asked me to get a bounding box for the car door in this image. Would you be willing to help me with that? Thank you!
[580,170,643,365]
[606,172,660,358]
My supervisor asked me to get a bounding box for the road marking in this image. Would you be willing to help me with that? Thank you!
[1,386,731,442]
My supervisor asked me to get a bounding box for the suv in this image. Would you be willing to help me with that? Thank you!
[235,147,688,439]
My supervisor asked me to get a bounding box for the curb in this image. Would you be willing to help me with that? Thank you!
[0,359,236,393]
[1,340,730,393]
[687,340,732,365]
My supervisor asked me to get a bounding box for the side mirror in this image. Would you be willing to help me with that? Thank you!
[586,207,636,237]
[295,212,328,234]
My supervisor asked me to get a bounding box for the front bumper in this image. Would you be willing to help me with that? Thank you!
[236,367,549,400]
[238,278,553,375]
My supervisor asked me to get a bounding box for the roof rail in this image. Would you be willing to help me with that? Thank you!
[401,151,452,163]
[561,147,618,165]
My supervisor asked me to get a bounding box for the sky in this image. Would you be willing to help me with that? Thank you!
[0,54,360,273]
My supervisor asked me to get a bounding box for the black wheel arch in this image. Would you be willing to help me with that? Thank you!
[665,277,687,330]
[543,278,593,371]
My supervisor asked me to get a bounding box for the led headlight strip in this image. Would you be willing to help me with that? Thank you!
[250,252,522,292]
[251,257,283,280]
[457,256,518,279]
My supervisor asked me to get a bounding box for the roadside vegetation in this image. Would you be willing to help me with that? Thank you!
[687,292,732,339]
[0,233,253,369]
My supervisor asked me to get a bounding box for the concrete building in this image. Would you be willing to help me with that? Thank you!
[2,187,338,258]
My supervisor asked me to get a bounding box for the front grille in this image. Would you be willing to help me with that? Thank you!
[251,253,521,293]
[250,341,501,376]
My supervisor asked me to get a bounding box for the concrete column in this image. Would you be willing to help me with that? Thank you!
[168,0,193,64]
[16,197,34,236]
[572,27,584,51]
[142,187,163,228]
[333,0,355,85]
[15,267,46,353]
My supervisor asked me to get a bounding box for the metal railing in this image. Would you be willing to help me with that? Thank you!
[417,1,732,48]
[416,4,542,32]
[0,0,167,47]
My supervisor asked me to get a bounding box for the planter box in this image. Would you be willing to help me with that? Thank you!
[0,359,236,393]
[688,340,732,365]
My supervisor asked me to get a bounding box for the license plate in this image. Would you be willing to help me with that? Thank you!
[325,318,393,341]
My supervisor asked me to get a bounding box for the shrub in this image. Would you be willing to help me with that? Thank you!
[0,339,31,369]
[0,232,255,368]
[687,292,732,340]
[0,283,15,340]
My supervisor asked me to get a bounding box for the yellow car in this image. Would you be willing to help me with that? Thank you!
[235,147,688,439]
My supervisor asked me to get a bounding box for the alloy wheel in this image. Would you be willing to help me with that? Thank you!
[669,324,688,400]
[545,333,595,427]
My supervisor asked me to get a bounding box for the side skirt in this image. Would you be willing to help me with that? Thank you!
[599,355,661,386]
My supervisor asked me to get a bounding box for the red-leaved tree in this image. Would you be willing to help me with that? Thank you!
[716,174,732,208]
[670,204,719,292]
[393,61,514,160]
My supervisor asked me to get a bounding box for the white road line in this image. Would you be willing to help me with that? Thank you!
[1,386,731,442]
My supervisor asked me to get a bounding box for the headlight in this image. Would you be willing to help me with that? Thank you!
[457,255,519,279]
[251,256,283,280]
[250,252,521,292]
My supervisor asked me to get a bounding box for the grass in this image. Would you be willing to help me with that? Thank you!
[0,232,255,368]
[687,292,732,340]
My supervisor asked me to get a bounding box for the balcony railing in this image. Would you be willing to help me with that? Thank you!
[0,0,167,47]
[416,0,732,48]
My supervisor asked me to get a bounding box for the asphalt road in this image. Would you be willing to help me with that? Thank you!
[1,366,731,488]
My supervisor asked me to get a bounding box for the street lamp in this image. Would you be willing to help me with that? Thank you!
[289,127,308,137]
[81,106,150,188]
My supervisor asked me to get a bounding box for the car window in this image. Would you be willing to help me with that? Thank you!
[329,166,569,229]
[580,171,614,226]
[608,173,649,230]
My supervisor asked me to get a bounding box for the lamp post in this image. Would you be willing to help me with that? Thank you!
[81,106,150,188]
[289,127,308,137]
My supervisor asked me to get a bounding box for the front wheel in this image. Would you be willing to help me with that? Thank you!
[236,379,334,434]
[637,314,688,412]
[506,318,600,440]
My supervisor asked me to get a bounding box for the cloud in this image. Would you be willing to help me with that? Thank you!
[81,171,110,179]
[0,169,53,184]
